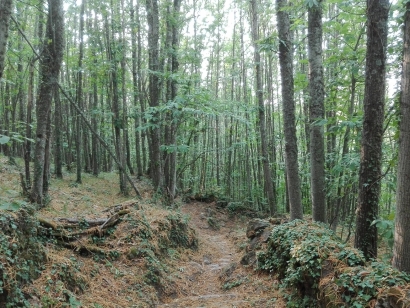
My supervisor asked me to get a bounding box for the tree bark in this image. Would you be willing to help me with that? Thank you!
[250,0,276,215]
[30,0,64,206]
[0,0,12,80]
[393,1,410,273]
[308,0,326,223]
[75,0,85,184]
[54,83,63,178]
[146,0,163,190]
[130,4,143,177]
[277,0,303,220]
[355,0,389,260]
[164,0,181,202]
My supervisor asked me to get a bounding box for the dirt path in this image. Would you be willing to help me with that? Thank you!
[157,202,285,308]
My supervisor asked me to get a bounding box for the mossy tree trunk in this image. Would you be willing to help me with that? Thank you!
[164,0,181,202]
[146,0,163,190]
[30,0,64,206]
[0,0,12,80]
[277,0,303,220]
[394,0,410,273]
[308,0,326,223]
[355,0,389,259]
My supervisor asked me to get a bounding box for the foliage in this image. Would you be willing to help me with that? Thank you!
[165,213,198,249]
[371,214,395,260]
[226,201,259,217]
[222,277,248,290]
[333,262,410,307]
[0,205,46,307]
[0,135,10,145]
[37,258,87,307]
[257,220,364,306]
[256,219,410,307]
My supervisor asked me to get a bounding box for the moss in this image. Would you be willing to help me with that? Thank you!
[0,206,47,307]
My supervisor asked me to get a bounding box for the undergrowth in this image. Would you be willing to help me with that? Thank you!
[257,219,410,307]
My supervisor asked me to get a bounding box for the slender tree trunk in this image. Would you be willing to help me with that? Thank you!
[91,14,99,177]
[146,0,163,190]
[131,3,143,177]
[277,0,303,220]
[75,0,85,184]
[393,1,410,272]
[120,0,133,177]
[137,8,147,175]
[250,0,276,215]
[0,0,12,80]
[54,84,63,178]
[355,0,389,260]
[24,61,34,188]
[43,109,52,195]
[30,0,64,206]
[308,0,326,222]
[164,0,181,201]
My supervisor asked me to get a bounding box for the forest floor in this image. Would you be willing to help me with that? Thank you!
[0,155,285,307]
[157,201,285,308]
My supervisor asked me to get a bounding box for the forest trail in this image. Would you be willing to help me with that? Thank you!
[158,201,284,308]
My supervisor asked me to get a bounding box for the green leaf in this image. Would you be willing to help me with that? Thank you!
[305,0,319,8]
[0,135,10,145]
[0,201,24,211]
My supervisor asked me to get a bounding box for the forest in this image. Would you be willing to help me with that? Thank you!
[1,0,410,306]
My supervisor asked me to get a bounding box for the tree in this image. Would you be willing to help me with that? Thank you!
[354,0,389,259]
[146,0,163,190]
[163,0,182,201]
[277,0,303,220]
[393,0,410,273]
[308,0,326,223]
[0,0,13,80]
[249,0,276,215]
[30,0,64,205]
[75,0,85,184]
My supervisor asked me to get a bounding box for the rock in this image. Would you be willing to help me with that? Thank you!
[216,200,229,208]
[269,217,287,225]
[219,262,238,282]
[240,251,256,266]
[247,227,272,251]
[246,218,270,239]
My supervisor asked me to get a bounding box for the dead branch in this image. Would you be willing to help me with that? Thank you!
[102,200,139,213]
[37,202,132,243]
[58,241,108,256]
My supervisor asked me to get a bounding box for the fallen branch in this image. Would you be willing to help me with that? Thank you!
[102,200,139,213]
[37,217,59,230]
[58,241,109,256]
[37,202,133,243]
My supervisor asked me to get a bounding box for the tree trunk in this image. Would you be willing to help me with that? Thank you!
[164,0,181,201]
[250,0,276,215]
[393,1,410,273]
[308,0,326,223]
[0,0,12,80]
[137,5,147,175]
[355,0,389,260]
[54,84,63,179]
[131,3,143,177]
[146,0,163,190]
[277,0,303,220]
[30,0,64,206]
[75,0,85,184]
